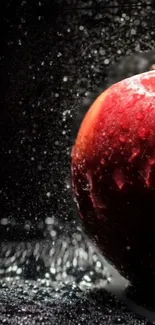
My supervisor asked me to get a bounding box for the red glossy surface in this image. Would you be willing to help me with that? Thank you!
[71,71,155,285]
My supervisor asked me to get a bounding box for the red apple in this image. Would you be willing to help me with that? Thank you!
[71,71,155,289]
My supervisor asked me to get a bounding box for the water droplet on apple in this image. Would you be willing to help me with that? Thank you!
[100,158,105,165]
[120,119,129,130]
[113,168,125,190]
[108,129,115,137]
[128,147,140,162]
[142,163,151,187]
[136,111,144,121]
[119,135,126,143]
[138,127,150,139]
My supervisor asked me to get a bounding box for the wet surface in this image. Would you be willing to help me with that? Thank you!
[0,279,146,325]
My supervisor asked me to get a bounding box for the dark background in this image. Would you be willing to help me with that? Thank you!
[0,0,155,324]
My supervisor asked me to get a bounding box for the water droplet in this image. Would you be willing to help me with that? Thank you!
[46,192,51,198]
[119,135,126,143]
[142,163,151,187]
[104,59,109,65]
[108,129,115,137]
[128,147,140,162]
[138,127,150,139]
[63,76,68,82]
[136,111,144,120]
[120,119,129,130]
[113,168,125,190]
[100,158,105,165]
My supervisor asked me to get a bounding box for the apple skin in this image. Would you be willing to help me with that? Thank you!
[71,71,155,291]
